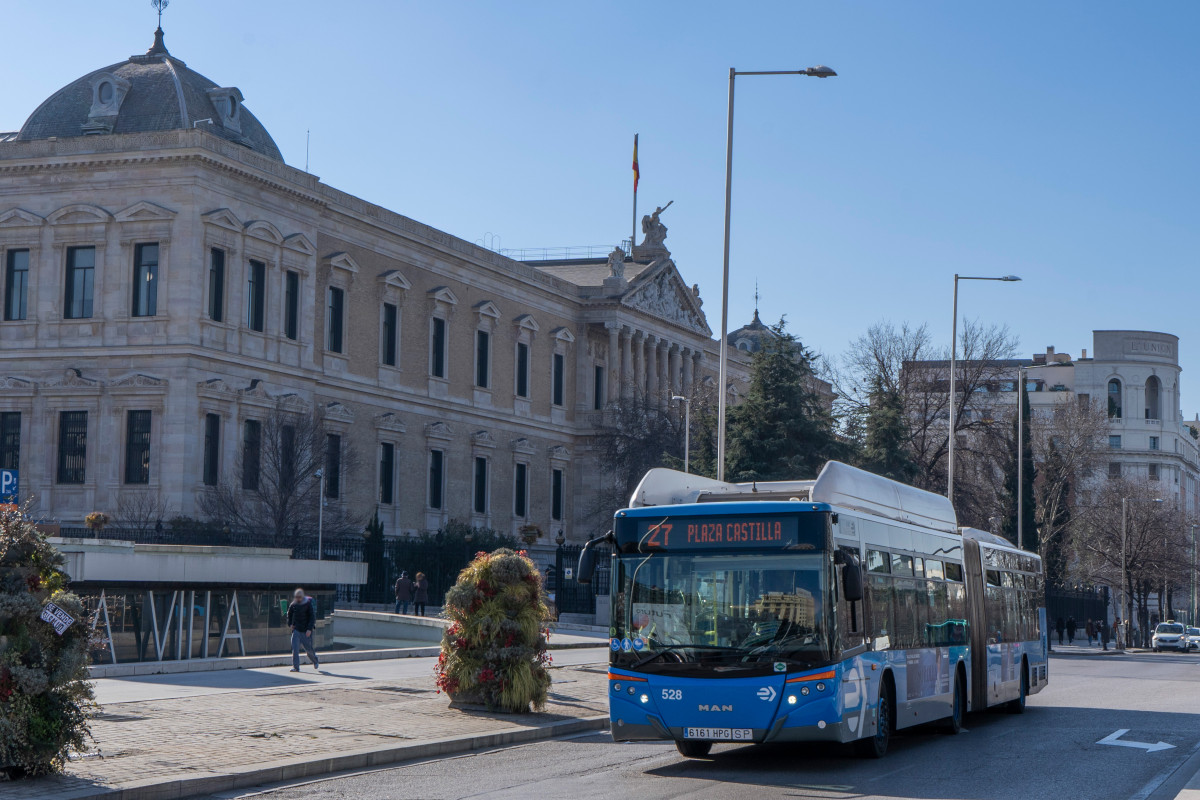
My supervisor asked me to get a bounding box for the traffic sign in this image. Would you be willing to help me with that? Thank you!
[0,469,17,504]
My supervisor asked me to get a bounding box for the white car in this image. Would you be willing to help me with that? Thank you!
[1152,622,1188,652]
[1185,627,1200,652]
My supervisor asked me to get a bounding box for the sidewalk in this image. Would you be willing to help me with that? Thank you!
[4,659,609,800]
[1049,642,1122,656]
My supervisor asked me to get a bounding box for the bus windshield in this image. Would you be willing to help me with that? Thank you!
[612,551,829,676]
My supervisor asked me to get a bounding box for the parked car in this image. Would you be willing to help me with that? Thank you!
[1185,627,1200,651]
[1152,621,1188,652]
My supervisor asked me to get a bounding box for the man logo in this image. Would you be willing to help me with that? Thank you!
[697,704,733,712]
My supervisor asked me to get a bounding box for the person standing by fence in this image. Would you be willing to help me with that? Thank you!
[287,588,320,672]
[413,571,430,617]
[394,571,413,615]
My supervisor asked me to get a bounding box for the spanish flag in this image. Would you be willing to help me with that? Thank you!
[632,134,640,193]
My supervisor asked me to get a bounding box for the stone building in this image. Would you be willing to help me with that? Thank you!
[0,27,751,542]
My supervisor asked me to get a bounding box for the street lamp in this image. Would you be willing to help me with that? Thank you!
[715,64,838,482]
[1120,495,1163,649]
[946,273,1022,502]
[1016,365,1026,550]
[672,395,691,474]
[1191,524,1197,627]
[315,467,325,561]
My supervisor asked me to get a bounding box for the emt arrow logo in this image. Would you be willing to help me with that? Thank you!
[757,686,777,702]
[1097,729,1175,753]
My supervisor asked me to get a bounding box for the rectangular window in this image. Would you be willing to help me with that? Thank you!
[131,243,158,317]
[552,353,565,407]
[475,330,490,388]
[207,248,225,322]
[943,562,964,582]
[4,249,29,321]
[1149,463,1160,481]
[430,318,447,378]
[56,411,87,484]
[551,468,564,521]
[1077,393,1090,409]
[242,419,261,491]
[203,413,220,486]
[381,303,398,366]
[1150,436,1160,451]
[593,365,605,410]
[246,260,265,332]
[284,270,299,340]
[326,286,344,353]
[1109,435,1122,449]
[0,412,19,470]
[379,442,395,505]
[65,246,95,320]
[514,462,528,518]
[891,553,915,577]
[279,425,296,493]
[325,434,341,498]
[429,449,444,509]
[124,410,151,484]
[473,456,488,515]
[867,549,890,573]
[515,342,529,398]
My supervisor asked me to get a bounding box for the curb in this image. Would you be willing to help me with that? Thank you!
[51,715,610,800]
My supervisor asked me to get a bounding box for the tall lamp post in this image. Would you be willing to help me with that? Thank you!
[672,395,691,474]
[715,64,838,482]
[315,467,325,562]
[1191,524,1197,626]
[947,273,1021,502]
[1120,495,1162,649]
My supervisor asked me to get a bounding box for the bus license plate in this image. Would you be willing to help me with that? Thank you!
[685,727,752,741]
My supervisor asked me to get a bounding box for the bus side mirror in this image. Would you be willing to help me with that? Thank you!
[577,545,596,585]
[838,553,864,603]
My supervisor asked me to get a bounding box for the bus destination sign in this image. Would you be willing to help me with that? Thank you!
[631,515,806,551]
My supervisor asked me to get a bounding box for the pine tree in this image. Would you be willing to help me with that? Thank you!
[859,375,918,483]
[1001,383,1037,549]
[725,319,842,481]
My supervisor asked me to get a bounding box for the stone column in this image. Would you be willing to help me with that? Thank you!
[657,339,670,409]
[634,331,646,396]
[669,344,682,396]
[681,347,694,396]
[605,321,621,408]
[621,326,634,400]
[646,335,659,400]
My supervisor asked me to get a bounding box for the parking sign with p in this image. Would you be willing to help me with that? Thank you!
[0,469,18,506]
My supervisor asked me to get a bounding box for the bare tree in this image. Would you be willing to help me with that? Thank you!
[199,401,362,544]
[113,491,173,535]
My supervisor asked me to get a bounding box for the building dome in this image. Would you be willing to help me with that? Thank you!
[727,309,775,354]
[16,28,283,162]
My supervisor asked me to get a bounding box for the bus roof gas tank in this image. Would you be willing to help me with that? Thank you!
[629,461,959,536]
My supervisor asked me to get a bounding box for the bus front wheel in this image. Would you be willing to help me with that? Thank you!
[856,677,893,759]
[941,670,965,734]
[676,740,713,759]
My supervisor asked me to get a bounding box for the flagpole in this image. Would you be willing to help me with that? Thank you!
[631,134,638,254]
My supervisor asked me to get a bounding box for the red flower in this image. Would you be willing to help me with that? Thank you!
[0,668,13,702]
[26,574,42,592]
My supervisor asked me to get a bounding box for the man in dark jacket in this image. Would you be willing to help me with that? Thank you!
[287,588,320,672]
[394,571,414,615]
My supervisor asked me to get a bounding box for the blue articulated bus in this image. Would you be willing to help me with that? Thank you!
[577,461,1048,759]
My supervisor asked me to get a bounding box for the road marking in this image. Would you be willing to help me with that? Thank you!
[1098,729,1176,753]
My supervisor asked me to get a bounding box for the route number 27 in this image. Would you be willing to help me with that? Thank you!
[661,689,682,701]
[645,522,672,548]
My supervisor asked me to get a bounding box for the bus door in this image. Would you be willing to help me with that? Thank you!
[962,538,988,712]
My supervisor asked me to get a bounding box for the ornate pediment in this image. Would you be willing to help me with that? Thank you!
[375,412,407,433]
[241,379,272,400]
[198,377,237,396]
[622,262,711,336]
[47,204,112,225]
[282,233,317,256]
[114,201,176,223]
[474,300,501,321]
[277,392,309,411]
[201,208,243,232]
[550,326,575,344]
[510,437,536,455]
[472,430,497,448]
[44,368,101,389]
[513,314,539,334]
[324,401,355,422]
[111,373,167,388]
[0,208,45,228]
[326,252,360,274]
[425,421,455,441]
[548,444,570,461]
[428,286,459,308]
[244,219,284,244]
[0,376,35,391]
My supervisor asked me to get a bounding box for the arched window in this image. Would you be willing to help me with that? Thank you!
[1107,379,1122,418]
[1145,376,1161,420]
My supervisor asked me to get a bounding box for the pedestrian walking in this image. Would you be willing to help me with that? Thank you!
[1066,616,1077,644]
[394,571,413,615]
[1085,619,1095,646]
[287,587,320,672]
[1055,617,1065,645]
[412,571,430,617]
[1099,619,1109,651]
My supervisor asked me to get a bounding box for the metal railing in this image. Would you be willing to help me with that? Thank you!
[500,242,631,262]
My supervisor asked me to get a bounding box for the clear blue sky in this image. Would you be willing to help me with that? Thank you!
[6,2,1200,409]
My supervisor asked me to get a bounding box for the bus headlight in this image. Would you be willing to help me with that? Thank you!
[801,686,810,696]
[787,695,797,705]
[816,683,826,692]
[640,693,649,704]
[613,683,622,692]
[628,686,636,695]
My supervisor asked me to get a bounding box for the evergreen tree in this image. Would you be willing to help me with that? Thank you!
[859,375,918,483]
[725,319,842,481]
[362,512,387,603]
[1001,383,1037,549]
[1039,439,1071,589]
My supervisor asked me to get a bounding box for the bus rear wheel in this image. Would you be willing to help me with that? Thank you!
[856,679,893,759]
[676,740,713,759]
[1006,663,1027,714]
[941,670,965,734]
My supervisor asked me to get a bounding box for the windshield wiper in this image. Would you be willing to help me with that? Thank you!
[630,644,748,669]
